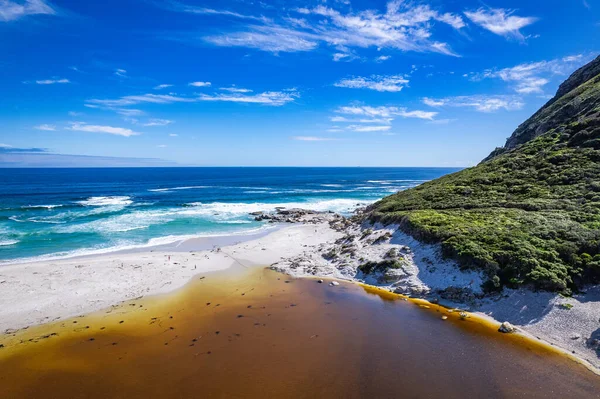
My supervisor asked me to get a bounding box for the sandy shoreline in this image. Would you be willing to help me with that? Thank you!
[0,218,341,333]
[1,211,599,372]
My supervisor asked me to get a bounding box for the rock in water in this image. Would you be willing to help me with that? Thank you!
[317,279,324,284]
[329,281,340,287]
[498,322,516,334]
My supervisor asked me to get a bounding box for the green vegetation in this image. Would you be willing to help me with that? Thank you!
[358,260,405,275]
[368,58,600,294]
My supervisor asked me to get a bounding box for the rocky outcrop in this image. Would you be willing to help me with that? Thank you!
[485,54,600,161]
[251,208,331,224]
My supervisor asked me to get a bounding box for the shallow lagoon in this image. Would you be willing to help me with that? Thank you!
[1,266,598,398]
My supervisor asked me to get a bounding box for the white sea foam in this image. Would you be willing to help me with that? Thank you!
[27,218,67,224]
[76,196,133,207]
[0,225,276,265]
[172,186,211,190]
[148,188,172,192]
[184,198,374,217]
[21,204,63,210]
[0,240,19,246]
[320,184,344,188]
[367,180,394,185]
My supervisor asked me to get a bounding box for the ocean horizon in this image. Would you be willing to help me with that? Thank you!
[0,167,460,264]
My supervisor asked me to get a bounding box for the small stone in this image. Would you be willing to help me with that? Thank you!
[329,281,340,287]
[498,322,516,333]
[571,333,581,340]
[441,316,448,320]
[317,280,324,284]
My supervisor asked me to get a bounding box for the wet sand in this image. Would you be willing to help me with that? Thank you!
[0,265,598,399]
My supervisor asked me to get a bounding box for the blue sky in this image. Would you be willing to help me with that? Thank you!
[0,0,598,167]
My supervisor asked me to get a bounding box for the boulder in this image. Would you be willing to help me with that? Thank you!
[498,322,517,333]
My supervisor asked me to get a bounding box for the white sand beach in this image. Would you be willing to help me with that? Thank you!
[0,218,341,333]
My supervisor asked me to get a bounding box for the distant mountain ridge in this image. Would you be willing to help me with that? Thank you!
[369,54,600,293]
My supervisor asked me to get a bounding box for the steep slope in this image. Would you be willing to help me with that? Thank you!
[368,56,600,293]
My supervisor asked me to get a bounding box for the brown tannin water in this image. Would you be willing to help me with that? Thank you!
[0,266,598,398]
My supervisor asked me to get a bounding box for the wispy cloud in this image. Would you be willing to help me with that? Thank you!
[142,118,173,127]
[346,125,391,132]
[0,0,55,22]
[163,1,269,22]
[328,104,436,134]
[154,84,173,90]
[423,95,524,112]
[464,8,537,39]
[116,108,145,117]
[334,75,409,92]
[189,81,211,87]
[169,133,178,137]
[219,87,253,93]
[30,78,70,85]
[330,116,393,125]
[88,88,298,109]
[34,124,56,131]
[68,122,141,137]
[375,55,391,63]
[198,90,299,106]
[204,27,318,53]
[336,106,437,120]
[197,1,464,57]
[87,93,198,107]
[468,54,592,94]
[292,136,336,141]
[114,68,127,78]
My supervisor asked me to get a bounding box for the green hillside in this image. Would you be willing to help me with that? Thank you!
[368,55,600,293]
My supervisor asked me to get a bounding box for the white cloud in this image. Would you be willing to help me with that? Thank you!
[33,78,70,85]
[154,84,173,90]
[205,27,319,53]
[34,124,56,131]
[143,119,173,127]
[157,144,168,148]
[347,125,391,132]
[68,122,141,137]
[87,93,198,107]
[375,55,391,62]
[423,95,524,112]
[219,87,253,93]
[201,1,464,57]
[427,118,456,125]
[330,104,437,135]
[470,54,593,94]
[88,88,298,109]
[115,69,127,77]
[198,90,299,106]
[422,98,446,107]
[330,116,393,124]
[292,136,336,141]
[336,105,437,120]
[464,8,537,39]
[0,0,55,22]
[189,81,212,87]
[165,2,269,22]
[116,108,145,117]
[334,75,409,92]
[68,111,83,117]
[169,133,178,137]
